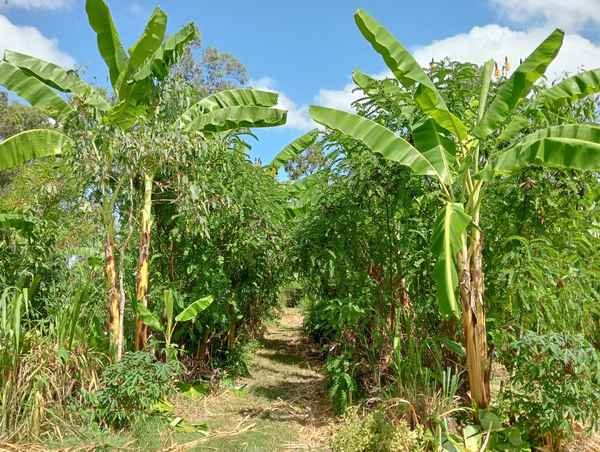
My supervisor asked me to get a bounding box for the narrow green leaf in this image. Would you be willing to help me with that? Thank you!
[186,106,287,133]
[474,29,564,139]
[354,9,468,140]
[431,202,471,316]
[477,60,495,122]
[538,68,600,105]
[175,295,214,323]
[85,0,129,88]
[268,129,319,170]
[0,129,69,170]
[494,124,600,174]
[353,69,406,107]
[0,62,73,119]
[309,106,449,183]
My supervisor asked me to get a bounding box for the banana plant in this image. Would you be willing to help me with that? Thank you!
[0,0,287,360]
[134,289,213,361]
[309,9,600,408]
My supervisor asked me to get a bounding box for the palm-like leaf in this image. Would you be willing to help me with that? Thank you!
[537,68,600,105]
[309,106,451,184]
[354,9,468,140]
[474,29,564,139]
[135,302,162,332]
[179,89,279,126]
[85,0,128,88]
[268,129,319,170]
[0,62,73,119]
[104,100,147,130]
[186,106,287,133]
[132,22,198,82]
[175,296,214,322]
[0,129,69,170]
[116,7,167,99]
[3,51,110,111]
[431,202,472,316]
[494,124,600,174]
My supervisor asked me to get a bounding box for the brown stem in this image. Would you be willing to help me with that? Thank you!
[458,231,490,408]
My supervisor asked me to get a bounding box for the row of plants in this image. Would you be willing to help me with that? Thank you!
[277,9,600,450]
[0,0,291,442]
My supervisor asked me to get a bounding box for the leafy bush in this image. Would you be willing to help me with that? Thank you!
[331,407,424,452]
[325,353,358,414]
[500,332,600,448]
[95,352,181,428]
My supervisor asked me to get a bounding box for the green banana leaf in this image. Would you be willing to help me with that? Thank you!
[0,62,73,119]
[477,60,495,122]
[538,68,600,105]
[117,7,167,98]
[309,106,450,184]
[3,51,110,110]
[104,100,147,130]
[135,302,162,332]
[431,202,472,316]
[175,295,214,322]
[0,129,69,170]
[413,119,456,184]
[494,124,600,174]
[497,115,529,144]
[85,0,128,88]
[179,89,280,126]
[268,129,319,170]
[186,106,287,133]
[354,9,467,140]
[133,22,198,82]
[474,29,564,139]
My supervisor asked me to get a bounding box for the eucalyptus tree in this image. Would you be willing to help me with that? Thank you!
[309,9,600,408]
[0,0,287,359]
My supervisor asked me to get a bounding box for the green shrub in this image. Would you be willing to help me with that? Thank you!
[95,352,181,428]
[325,353,358,414]
[500,332,600,448]
[331,407,424,452]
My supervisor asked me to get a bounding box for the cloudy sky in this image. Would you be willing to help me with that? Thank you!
[1,0,600,162]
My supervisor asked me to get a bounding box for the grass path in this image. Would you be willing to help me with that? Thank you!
[174,308,334,451]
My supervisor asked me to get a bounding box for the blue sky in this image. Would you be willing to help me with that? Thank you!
[1,0,600,163]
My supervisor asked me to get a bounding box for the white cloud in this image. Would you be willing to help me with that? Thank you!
[314,69,390,113]
[0,14,75,67]
[413,25,600,78]
[0,0,71,9]
[311,25,600,113]
[316,82,361,112]
[250,77,314,131]
[490,0,600,32]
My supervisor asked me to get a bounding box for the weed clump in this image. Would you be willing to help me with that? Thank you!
[331,407,424,452]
